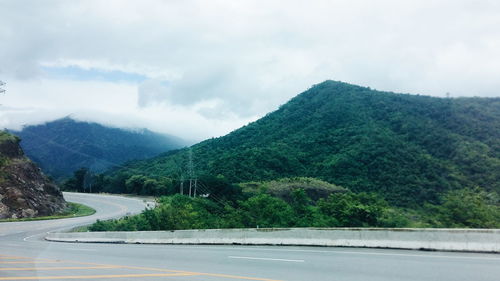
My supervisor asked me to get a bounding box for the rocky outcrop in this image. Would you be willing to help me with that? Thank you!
[0,132,66,219]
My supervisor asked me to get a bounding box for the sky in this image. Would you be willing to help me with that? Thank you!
[1,0,499,141]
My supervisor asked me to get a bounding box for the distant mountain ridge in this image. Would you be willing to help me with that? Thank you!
[12,117,186,179]
[115,80,499,206]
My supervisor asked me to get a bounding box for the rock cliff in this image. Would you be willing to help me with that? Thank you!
[0,132,66,219]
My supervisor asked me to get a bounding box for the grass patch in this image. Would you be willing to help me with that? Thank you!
[71,225,91,232]
[0,202,96,222]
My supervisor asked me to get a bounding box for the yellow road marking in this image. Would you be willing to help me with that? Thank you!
[109,265,282,281]
[0,256,34,260]
[73,263,186,273]
[203,273,282,281]
[0,266,122,271]
[0,272,197,280]
[0,256,57,261]
[72,263,282,281]
[0,261,61,264]
[0,255,24,257]
[0,254,282,281]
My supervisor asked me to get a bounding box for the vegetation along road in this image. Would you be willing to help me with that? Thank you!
[0,192,498,281]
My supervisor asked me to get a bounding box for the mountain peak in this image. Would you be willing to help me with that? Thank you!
[115,82,499,206]
[12,119,187,179]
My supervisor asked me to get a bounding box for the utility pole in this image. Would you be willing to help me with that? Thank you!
[188,148,193,197]
[194,179,198,197]
[83,169,93,193]
[187,148,196,197]
[0,81,5,94]
[180,174,184,195]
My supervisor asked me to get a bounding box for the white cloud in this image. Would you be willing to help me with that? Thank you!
[0,78,253,142]
[137,79,170,108]
[0,0,499,140]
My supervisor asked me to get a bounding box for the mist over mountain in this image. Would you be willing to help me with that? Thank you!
[12,117,187,179]
[103,81,499,206]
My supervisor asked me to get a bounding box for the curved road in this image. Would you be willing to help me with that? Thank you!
[0,193,499,281]
[0,192,148,240]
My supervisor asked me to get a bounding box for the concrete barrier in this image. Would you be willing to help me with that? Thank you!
[45,228,500,253]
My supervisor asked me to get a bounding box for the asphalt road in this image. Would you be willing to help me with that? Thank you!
[1,192,499,281]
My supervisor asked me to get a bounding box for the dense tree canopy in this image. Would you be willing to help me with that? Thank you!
[64,81,500,230]
[89,190,401,231]
[88,186,499,231]
[103,81,499,206]
[12,117,186,180]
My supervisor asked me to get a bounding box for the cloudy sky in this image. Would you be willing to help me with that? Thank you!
[1,0,499,141]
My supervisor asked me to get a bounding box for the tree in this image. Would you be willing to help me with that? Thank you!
[125,175,147,194]
[73,167,88,192]
[432,188,500,228]
[240,194,294,228]
[318,192,388,227]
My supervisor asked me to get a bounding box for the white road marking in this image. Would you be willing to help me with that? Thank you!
[154,245,500,261]
[326,250,500,260]
[228,256,304,262]
[1,243,20,247]
[0,231,23,237]
[23,232,46,242]
[68,248,98,252]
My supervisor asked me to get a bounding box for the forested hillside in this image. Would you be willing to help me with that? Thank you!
[12,118,186,179]
[96,81,499,207]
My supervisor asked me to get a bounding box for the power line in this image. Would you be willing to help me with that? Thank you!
[184,148,198,198]
[14,121,232,205]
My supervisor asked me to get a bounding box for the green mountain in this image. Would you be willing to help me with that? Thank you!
[109,81,500,206]
[12,117,187,179]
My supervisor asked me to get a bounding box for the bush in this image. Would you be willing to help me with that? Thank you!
[429,188,500,228]
[317,192,389,227]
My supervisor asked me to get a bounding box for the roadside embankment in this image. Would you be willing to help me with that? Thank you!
[45,228,500,253]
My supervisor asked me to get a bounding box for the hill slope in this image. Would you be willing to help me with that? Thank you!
[0,132,66,219]
[115,81,500,206]
[12,118,186,179]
